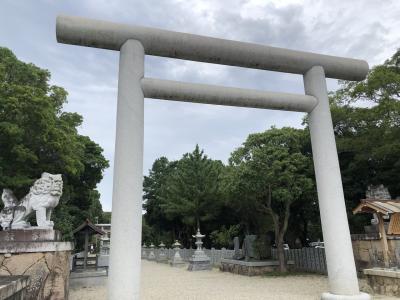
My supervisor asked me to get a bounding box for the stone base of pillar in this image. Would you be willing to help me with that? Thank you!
[170,258,186,268]
[187,250,212,271]
[187,259,212,271]
[147,251,156,261]
[321,292,371,300]
[170,263,186,267]
[156,253,168,264]
[170,250,185,267]
[141,247,147,259]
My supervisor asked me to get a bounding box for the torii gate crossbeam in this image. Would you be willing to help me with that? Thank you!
[56,15,370,300]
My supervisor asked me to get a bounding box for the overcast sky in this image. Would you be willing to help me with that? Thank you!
[1,0,399,211]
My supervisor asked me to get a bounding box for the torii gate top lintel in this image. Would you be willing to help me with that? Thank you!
[56,15,368,81]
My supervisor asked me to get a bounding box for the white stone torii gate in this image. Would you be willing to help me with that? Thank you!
[56,15,371,300]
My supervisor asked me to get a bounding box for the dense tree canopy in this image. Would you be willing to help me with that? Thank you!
[161,145,223,230]
[143,157,178,245]
[143,146,224,247]
[227,127,315,271]
[143,131,318,254]
[0,47,109,238]
[330,49,400,231]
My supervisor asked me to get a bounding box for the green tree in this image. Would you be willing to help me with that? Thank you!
[210,224,240,249]
[143,157,178,243]
[160,145,223,246]
[100,211,112,224]
[222,163,268,235]
[0,47,109,237]
[228,127,314,272]
[330,49,400,232]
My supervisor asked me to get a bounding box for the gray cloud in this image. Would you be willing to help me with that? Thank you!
[1,0,399,210]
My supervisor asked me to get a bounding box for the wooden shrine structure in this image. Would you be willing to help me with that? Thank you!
[72,219,105,270]
[353,199,400,267]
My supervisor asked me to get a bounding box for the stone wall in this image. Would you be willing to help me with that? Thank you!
[220,259,293,276]
[0,276,30,300]
[364,268,400,297]
[0,250,71,300]
[352,238,400,269]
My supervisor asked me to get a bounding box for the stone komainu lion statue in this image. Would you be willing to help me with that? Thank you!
[0,172,63,230]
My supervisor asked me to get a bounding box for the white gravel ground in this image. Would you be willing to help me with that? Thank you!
[70,260,396,300]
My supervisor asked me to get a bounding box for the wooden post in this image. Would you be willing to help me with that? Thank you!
[377,213,389,268]
[84,227,89,270]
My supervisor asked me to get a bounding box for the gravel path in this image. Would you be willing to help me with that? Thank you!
[70,260,395,300]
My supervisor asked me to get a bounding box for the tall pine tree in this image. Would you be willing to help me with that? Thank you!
[161,145,223,233]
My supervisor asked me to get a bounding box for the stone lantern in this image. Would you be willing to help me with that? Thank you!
[148,243,156,261]
[141,244,147,259]
[157,241,168,263]
[170,240,185,267]
[188,228,211,271]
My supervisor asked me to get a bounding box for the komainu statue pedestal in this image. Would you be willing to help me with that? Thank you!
[0,229,73,300]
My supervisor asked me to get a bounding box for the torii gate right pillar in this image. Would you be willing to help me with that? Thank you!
[304,66,370,300]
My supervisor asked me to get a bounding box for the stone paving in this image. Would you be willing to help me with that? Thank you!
[69,260,397,300]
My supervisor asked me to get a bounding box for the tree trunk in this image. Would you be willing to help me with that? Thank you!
[302,216,308,246]
[276,233,287,272]
[264,185,291,273]
[271,217,287,273]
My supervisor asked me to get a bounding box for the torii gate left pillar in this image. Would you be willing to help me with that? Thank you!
[108,40,144,299]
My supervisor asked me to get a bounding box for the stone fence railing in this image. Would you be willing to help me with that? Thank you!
[271,248,327,274]
[143,248,237,266]
[143,247,328,274]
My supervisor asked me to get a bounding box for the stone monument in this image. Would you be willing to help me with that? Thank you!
[366,184,391,200]
[187,229,212,271]
[0,172,73,300]
[364,184,392,233]
[243,235,257,261]
[232,236,243,260]
[170,240,185,268]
